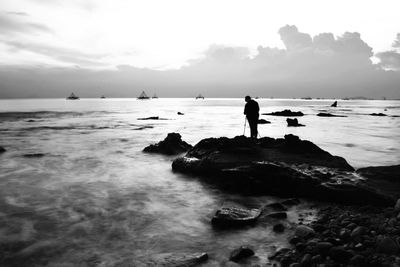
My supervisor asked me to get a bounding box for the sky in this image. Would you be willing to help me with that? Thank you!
[0,0,400,98]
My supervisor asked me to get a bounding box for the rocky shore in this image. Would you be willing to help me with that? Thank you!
[143,133,400,266]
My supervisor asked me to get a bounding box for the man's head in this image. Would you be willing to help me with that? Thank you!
[245,96,251,102]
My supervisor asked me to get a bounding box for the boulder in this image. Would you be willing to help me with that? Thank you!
[258,119,271,124]
[172,135,394,205]
[143,133,192,155]
[0,146,5,153]
[357,165,400,183]
[331,101,337,107]
[229,246,255,262]
[286,118,305,127]
[376,236,399,254]
[294,225,315,238]
[211,206,262,227]
[266,202,287,211]
[263,110,304,117]
[317,113,346,117]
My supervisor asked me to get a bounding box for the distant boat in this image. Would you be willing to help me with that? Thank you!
[137,91,150,100]
[66,93,79,100]
[195,94,204,100]
[100,95,106,99]
[152,93,158,99]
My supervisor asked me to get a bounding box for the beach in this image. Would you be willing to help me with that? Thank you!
[0,98,399,266]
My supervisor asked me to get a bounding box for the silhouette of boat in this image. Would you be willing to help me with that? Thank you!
[137,91,150,100]
[66,93,79,100]
[152,93,158,99]
[195,94,204,100]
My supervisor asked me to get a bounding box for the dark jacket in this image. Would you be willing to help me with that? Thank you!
[244,99,259,118]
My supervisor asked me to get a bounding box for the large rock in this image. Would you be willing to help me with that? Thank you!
[317,113,346,117]
[144,133,192,155]
[229,246,255,262]
[263,110,304,117]
[357,165,400,183]
[172,135,394,206]
[0,146,5,153]
[211,206,262,227]
[286,118,305,127]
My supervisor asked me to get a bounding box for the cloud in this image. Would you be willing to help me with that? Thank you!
[3,40,108,67]
[278,25,312,50]
[1,25,400,99]
[0,12,53,36]
[376,33,400,70]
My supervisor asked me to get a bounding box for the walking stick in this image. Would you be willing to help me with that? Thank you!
[243,117,247,136]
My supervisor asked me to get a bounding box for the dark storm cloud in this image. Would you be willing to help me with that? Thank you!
[0,12,53,35]
[1,25,400,99]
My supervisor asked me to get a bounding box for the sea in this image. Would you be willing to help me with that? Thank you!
[0,98,399,266]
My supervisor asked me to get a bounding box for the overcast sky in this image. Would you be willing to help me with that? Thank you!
[0,0,400,98]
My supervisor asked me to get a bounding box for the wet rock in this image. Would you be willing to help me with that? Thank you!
[286,118,305,127]
[149,252,208,266]
[294,225,315,238]
[328,246,353,263]
[395,199,400,212]
[331,101,337,107]
[143,133,192,155]
[266,202,287,211]
[300,253,312,266]
[267,212,287,219]
[317,113,346,117]
[316,242,333,256]
[370,113,387,116]
[258,119,271,124]
[349,254,366,266]
[376,236,399,254]
[351,226,367,239]
[229,246,254,262]
[0,146,5,153]
[211,206,262,227]
[263,110,304,117]
[357,165,400,183]
[177,112,184,115]
[281,198,301,206]
[273,223,285,233]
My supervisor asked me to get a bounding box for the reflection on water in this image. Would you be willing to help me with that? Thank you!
[0,98,399,265]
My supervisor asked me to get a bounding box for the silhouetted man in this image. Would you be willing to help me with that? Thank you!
[244,96,259,138]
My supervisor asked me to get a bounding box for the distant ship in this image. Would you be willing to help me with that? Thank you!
[137,91,150,100]
[152,93,158,99]
[66,93,79,100]
[195,94,204,100]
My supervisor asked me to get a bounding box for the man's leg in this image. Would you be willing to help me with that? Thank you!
[249,118,257,138]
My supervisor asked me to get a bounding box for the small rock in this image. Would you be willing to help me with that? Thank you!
[273,223,285,233]
[376,236,399,254]
[394,198,400,212]
[294,225,315,238]
[258,119,271,124]
[286,118,305,127]
[229,246,255,262]
[351,226,366,239]
[328,246,353,263]
[316,242,333,256]
[349,254,365,266]
[300,253,312,266]
[177,112,184,115]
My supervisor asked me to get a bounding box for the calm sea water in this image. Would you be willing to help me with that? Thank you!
[0,98,399,266]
